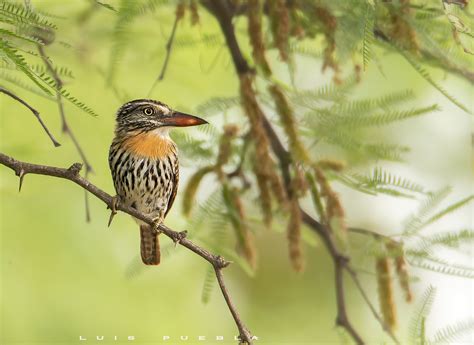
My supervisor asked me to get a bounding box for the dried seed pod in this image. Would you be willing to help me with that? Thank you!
[287,195,304,272]
[314,6,339,79]
[240,74,285,225]
[317,159,346,172]
[189,0,199,25]
[229,187,258,270]
[314,167,346,233]
[247,0,271,75]
[216,124,239,180]
[253,161,273,227]
[293,164,309,196]
[289,1,305,39]
[182,166,214,216]
[389,0,419,53]
[269,0,290,61]
[386,241,413,303]
[268,84,309,163]
[395,254,412,303]
[176,1,186,20]
[376,257,397,331]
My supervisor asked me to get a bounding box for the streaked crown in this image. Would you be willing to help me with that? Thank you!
[115,99,208,134]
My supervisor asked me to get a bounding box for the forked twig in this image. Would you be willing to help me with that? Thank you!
[37,45,93,221]
[0,86,60,147]
[0,152,254,345]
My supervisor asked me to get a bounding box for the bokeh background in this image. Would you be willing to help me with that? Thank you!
[0,1,472,344]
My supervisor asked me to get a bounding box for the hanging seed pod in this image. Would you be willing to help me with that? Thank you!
[395,254,412,303]
[289,0,305,39]
[293,164,309,196]
[268,84,309,163]
[386,241,413,303]
[247,0,272,75]
[176,0,186,20]
[314,167,346,234]
[250,158,273,227]
[269,0,290,61]
[189,0,199,26]
[240,74,284,226]
[376,256,397,331]
[314,5,339,79]
[229,186,258,270]
[287,194,304,272]
[216,124,239,181]
[182,166,214,216]
[306,171,327,224]
[317,159,346,172]
[389,0,419,53]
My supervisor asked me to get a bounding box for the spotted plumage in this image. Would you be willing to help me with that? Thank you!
[109,99,207,265]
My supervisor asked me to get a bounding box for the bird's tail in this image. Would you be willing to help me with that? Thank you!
[140,225,160,265]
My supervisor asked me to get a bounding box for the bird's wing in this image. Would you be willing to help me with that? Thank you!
[164,158,179,218]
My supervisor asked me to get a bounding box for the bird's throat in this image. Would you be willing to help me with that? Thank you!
[122,131,175,160]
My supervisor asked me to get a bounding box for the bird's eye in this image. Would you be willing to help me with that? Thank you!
[143,107,154,115]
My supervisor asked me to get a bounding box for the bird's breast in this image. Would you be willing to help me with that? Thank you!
[121,131,177,160]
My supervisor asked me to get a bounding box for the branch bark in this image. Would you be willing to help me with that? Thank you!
[202,1,400,344]
[0,152,254,345]
[0,87,61,147]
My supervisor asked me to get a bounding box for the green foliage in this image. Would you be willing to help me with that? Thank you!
[400,50,471,114]
[409,285,436,345]
[428,319,474,344]
[362,3,375,70]
[0,1,57,30]
[338,167,425,198]
[403,187,451,235]
[404,190,473,236]
[201,265,215,304]
[0,38,51,94]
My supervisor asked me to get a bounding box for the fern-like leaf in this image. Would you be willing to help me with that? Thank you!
[362,3,375,70]
[403,187,451,235]
[0,38,51,95]
[201,265,216,304]
[36,73,99,116]
[400,50,471,114]
[409,285,437,345]
[429,319,474,344]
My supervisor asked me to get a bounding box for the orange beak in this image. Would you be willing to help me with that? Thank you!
[161,111,208,127]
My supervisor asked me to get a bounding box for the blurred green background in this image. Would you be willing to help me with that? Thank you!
[0,1,472,344]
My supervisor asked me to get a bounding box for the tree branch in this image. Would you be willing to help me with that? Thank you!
[37,44,93,221]
[148,9,181,95]
[201,2,401,344]
[0,86,61,147]
[0,151,254,345]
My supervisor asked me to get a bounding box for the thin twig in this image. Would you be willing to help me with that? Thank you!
[0,151,254,345]
[346,266,400,344]
[0,87,60,147]
[37,45,93,221]
[201,1,367,343]
[148,10,181,96]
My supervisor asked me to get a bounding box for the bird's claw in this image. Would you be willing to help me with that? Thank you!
[107,196,119,227]
[173,230,188,247]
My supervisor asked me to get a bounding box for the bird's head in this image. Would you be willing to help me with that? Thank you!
[115,99,207,135]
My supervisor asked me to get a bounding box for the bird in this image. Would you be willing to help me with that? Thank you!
[109,99,207,265]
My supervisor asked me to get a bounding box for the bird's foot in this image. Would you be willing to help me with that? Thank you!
[173,230,188,247]
[151,218,163,236]
[107,195,120,227]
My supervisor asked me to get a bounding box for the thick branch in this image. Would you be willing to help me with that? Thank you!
[201,0,252,75]
[202,2,366,344]
[0,87,60,147]
[0,152,253,345]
